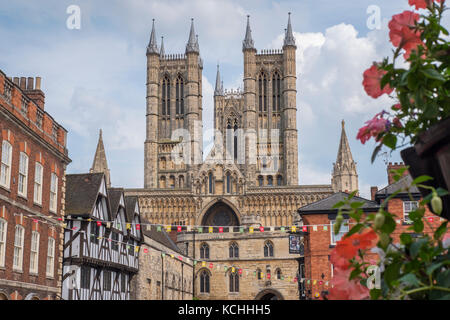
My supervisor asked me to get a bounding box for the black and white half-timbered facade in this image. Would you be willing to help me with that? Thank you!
[62,173,142,300]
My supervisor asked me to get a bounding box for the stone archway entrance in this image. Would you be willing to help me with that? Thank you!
[255,289,284,300]
[201,201,239,226]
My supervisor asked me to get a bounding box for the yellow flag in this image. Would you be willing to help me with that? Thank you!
[313,280,317,285]
[249,227,254,233]
[209,227,213,233]
[202,261,206,267]
[232,267,235,273]
[166,226,171,232]
[170,254,174,259]
[291,226,296,232]
[126,223,131,230]
[135,246,139,252]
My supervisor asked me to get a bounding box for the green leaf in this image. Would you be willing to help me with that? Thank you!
[410,238,428,259]
[345,224,365,238]
[371,145,382,163]
[384,262,402,289]
[400,233,413,245]
[434,221,448,240]
[382,134,397,149]
[350,201,364,209]
[421,68,446,82]
[413,219,424,233]
[426,262,444,276]
[412,175,433,185]
[332,201,345,209]
[436,269,450,288]
[398,273,420,287]
[369,288,382,300]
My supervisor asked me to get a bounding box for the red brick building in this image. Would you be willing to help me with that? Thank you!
[0,70,71,300]
[373,162,445,244]
[297,192,379,299]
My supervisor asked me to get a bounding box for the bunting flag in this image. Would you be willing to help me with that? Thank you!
[302,226,307,232]
[198,227,203,233]
[106,222,111,228]
[126,223,131,230]
[240,227,244,233]
[202,261,206,267]
[231,267,235,273]
[136,224,141,230]
[291,226,297,232]
[157,226,161,232]
[280,227,285,232]
[177,226,182,232]
[219,227,223,233]
[313,225,317,231]
[249,227,254,234]
[238,269,243,275]
[267,273,271,279]
[96,221,101,226]
[323,225,328,231]
[209,227,213,233]
[166,226,171,232]
[135,246,140,252]
[209,263,213,269]
[260,226,264,232]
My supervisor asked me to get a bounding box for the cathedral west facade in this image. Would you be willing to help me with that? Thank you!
[123,13,359,300]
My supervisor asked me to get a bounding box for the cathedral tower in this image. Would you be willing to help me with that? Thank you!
[332,120,359,194]
[144,19,203,189]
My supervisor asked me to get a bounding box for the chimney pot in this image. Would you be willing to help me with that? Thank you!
[13,77,19,85]
[370,186,378,201]
[35,77,41,90]
[20,77,26,90]
[27,77,34,90]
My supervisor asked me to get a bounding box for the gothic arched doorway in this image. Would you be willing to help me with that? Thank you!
[201,201,239,226]
[255,289,284,300]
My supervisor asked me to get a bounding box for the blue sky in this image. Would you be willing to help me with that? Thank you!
[1,0,448,198]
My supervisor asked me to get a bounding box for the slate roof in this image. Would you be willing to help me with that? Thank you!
[298,192,379,214]
[375,175,420,199]
[124,196,138,222]
[65,173,104,216]
[141,217,183,254]
[108,188,124,216]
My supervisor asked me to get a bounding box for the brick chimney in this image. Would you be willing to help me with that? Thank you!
[370,186,378,201]
[387,162,408,184]
[23,77,45,110]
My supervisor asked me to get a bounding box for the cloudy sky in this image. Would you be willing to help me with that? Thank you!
[1,0,448,198]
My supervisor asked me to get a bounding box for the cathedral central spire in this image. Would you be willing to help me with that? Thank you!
[186,18,200,54]
[242,15,255,50]
[90,129,111,187]
[332,120,358,194]
[147,19,159,55]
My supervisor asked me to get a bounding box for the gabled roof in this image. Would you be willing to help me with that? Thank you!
[141,218,183,254]
[124,196,139,222]
[298,192,379,215]
[66,173,105,216]
[108,188,124,217]
[375,175,420,200]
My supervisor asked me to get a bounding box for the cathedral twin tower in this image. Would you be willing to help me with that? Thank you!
[144,14,301,191]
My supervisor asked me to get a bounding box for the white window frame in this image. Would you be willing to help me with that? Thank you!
[0,141,12,189]
[18,152,29,197]
[49,173,58,213]
[13,225,24,271]
[0,218,7,267]
[46,237,55,278]
[330,219,349,245]
[29,231,40,274]
[34,162,43,205]
[403,201,418,224]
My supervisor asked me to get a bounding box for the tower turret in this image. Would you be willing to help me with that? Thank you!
[90,129,111,188]
[282,12,298,185]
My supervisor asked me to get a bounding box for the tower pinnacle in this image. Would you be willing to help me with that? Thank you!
[214,64,223,96]
[283,12,296,47]
[90,129,111,187]
[160,36,165,57]
[147,19,159,55]
[242,15,255,50]
[186,18,200,54]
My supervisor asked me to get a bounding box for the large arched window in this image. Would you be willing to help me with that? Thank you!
[161,76,170,116]
[169,175,175,189]
[229,271,239,293]
[272,72,281,112]
[229,242,239,258]
[267,176,273,186]
[264,241,274,257]
[200,243,209,259]
[258,176,263,187]
[258,72,267,112]
[200,270,210,293]
[159,176,166,188]
[176,75,184,115]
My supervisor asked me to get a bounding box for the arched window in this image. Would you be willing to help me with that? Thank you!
[267,176,273,186]
[169,175,175,189]
[229,242,239,258]
[208,173,214,194]
[258,72,267,112]
[159,176,166,188]
[176,75,184,115]
[200,243,209,259]
[276,268,282,280]
[229,271,239,293]
[179,175,184,188]
[258,176,263,187]
[264,241,274,257]
[160,157,166,170]
[161,76,170,116]
[226,172,231,194]
[200,270,210,293]
[233,123,238,160]
[277,175,282,186]
[272,72,281,111]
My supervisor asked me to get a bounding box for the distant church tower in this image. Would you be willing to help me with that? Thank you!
[332,120,358,194]
[90,129,111,187]
[144,19,203,189]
